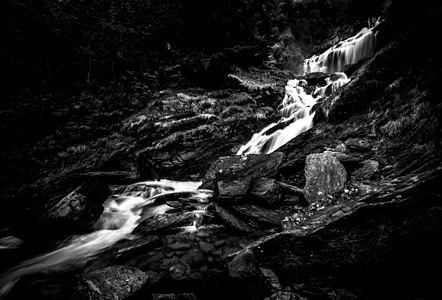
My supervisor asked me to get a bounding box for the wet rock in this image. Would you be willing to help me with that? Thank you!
[133,212,194,235]
[215,205,255,232]
[304,72,329,86]
[112,236,162,263]
[231,204,286,226]
[180,249,205,267]
[41,179,110,232]
[304,153,347,204]
[249,177,283,206]
[350,159,380,180]
[201,152,285,189]
[76,265,149,300]
[169,242,191,250]
[216,176,252,202]
[199,241,215,253]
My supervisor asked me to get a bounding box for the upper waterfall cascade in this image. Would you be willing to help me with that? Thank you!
[237,22,380,155]
[303,22,379,75]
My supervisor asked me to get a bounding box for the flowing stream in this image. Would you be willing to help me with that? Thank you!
[0,22,379,298]
[0,180,211,298]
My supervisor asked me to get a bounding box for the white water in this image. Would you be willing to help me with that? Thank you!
[0,180,210,298]
[314,72,350,97]
[303,22,379,74]
[238,22,380,155]
[237,78,317,155]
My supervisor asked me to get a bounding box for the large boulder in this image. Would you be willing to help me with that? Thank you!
[201,152,285,190]
[304,153,347,204]
[216,176,252,203]
[41,179,110,232]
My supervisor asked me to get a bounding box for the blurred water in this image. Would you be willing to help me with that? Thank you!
[0,180,210,298]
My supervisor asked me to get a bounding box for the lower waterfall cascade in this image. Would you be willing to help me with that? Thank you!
[0,180,212,298]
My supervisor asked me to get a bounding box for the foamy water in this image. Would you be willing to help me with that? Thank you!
[0,180,210,298]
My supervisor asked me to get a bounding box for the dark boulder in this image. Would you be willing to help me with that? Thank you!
[231,204,286,226]
[133,212,194,235]
[41,179,110,232]
[304,153,347,204]
[215,205,256,232]
[249,177,283,206]
[216,176,252,203]
[201,152,285,190]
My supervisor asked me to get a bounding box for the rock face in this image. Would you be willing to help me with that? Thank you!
[41,179,110,231]
[76,265,149,299]
[304,153,347,203]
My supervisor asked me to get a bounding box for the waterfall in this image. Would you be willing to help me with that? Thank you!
[313,72,350,97]
[303,23,379,74]
[237,21,380,155]
[237,79,317,155]
[0,180,210,298]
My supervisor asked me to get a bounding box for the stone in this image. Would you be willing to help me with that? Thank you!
[215,205,255,232]
[180,249,205,267]
[41,179,110,232]
[214,239,226,247]
[75,265,149,299]
[199,265,208,272]
[196,231,210,237]
[249,177,283,206]
[169,242,191,250]
[231,204,286,226]
[199,241,215,253]
[216,176,252,202]
[133,212,194,235]
[145,252,165,264]
[228,249,263,281]
[304,153,347,203]
[201,152,285,189]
